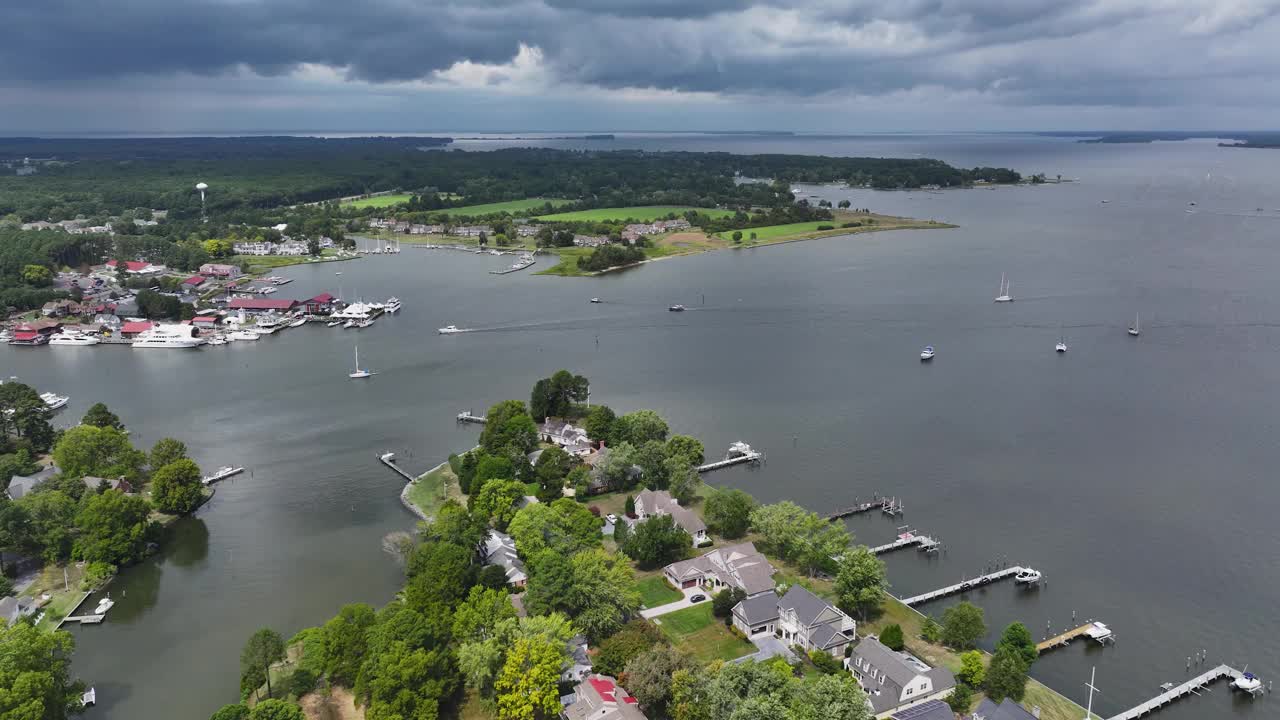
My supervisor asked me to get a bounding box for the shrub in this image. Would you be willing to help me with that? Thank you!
[947,683,974,713]
[289,668,317,697]
[588,505,601,517]
[809,650,844,675]
[879,624,905,651]
[816,225,834,231]
[82,562,117,590]
[840,221,862,228]
[711,587,746,618]
[921,617,942,643]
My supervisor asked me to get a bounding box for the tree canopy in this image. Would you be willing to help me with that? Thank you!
[941,601,986,650]
[0,623,84,720]
[150,458,204,514]
[51,424,146,481]
[621,514,690,569]
[833,546,887,620]
[703,488,755,539]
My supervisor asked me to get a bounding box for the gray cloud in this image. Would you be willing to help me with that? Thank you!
[4,0,1280,116]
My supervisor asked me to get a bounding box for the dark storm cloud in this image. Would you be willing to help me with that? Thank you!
[4,0,1280,109]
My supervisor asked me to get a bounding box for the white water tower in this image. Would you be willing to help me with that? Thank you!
[196,182,209,221]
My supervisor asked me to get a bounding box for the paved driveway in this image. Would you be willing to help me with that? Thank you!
[733,634,798,664]
[640,586,707,619]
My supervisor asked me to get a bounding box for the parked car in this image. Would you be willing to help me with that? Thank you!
[690,594,707,603]
[606,513,618,524]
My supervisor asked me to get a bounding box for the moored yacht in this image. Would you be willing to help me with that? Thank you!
[668,304,686,312]
[590,297,601,304]
[1015,568,1042,584]
[1232,671,1263,695]
[251,314,286,334]
[920,346,935,361]
[288,317,307,328]
[385,297,401,313]
[1055,338,1068,353]
[1128,312,1140,337]
[132,324,205,348]
[49,330,101,346]
[40,392,70,410]
[438,325,466,334]
[228,330,260,341]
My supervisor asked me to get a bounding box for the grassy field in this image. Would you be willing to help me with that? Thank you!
[344,193,415,208]
[636,576,683,608]
[535,206,737,222]
[446,198,572,217]
[654,603,755,663]
[406,462,461,520]
[714,212,952,246]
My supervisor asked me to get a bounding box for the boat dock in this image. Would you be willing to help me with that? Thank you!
[489,258,537,274]
[696,442,764,473]
[869,529,940,555]
[1107,665,1250,720]
[64,614,105,624]
[456,411,487,424]
[825,496,890,520]
[900,566,1025,606]
[1037,621,1114,654]
[378,452,415,483]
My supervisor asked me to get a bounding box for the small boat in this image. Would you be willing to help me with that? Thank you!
[356,319,374,329]
[260,286,277,294]
[94,597,115,614]
[920,346,935,361]
[385,297,401,313]
[202,466,245,485]
[326,320,342,327]
[1085,622,1113,642]
[994,273,1014,302]
[288,317,307,328]
[1128,312,1140,336]
[81,688,96,708]
[1232,671,1263,694]
[1014,568,1042,584]
[207,336,227,346]
[349,345,375,379]
[438,325,466,334]
[1056,338,1068,353]
[342,320,358,329]
[1100,199,1110,204]
[40,392,70,410]
[335,271,343,275]
[669,304,686,312]
[590,298,601,304]
[228,330,259,342]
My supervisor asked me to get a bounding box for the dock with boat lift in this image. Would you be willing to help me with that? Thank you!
[456,411,487,424]
[696,442,764,473]
[378,452,415,483]
[1037,621,1114,654]
[900,565,1025,607]
[825,496,891,520]
[869,528,940,556]
[1107,665,1253,720]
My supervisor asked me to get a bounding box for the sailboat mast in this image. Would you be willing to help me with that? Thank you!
[354,345,359,371]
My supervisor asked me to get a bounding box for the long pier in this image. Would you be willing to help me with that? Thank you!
[869,531,940,556]
[825,496,889,520]
[900,566,1024,606]
[697,444,765,473]
[1037,621,1113,654]
[378,453,416,483]
[1107,665,1246,720]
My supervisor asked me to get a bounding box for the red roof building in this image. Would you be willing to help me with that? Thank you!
[302,292,336,314]
[227,298,298,312]
[181,275,205,286]
[121,321,154,335]
[563,675,646,720]
[191,315,218,325]
[106,260,156,273]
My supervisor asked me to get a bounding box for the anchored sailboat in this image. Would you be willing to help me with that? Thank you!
[994,273,1014,303]
[1128,312,1140,337]
[349,345,375,379]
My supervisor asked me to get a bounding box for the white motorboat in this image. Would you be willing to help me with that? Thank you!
[228,330,260,341]
[202,466,245,485]
[260,286,277,294]
[252,314,286,334]
[49,331,101,346]
[1128,312,1140,337]
[349,345,375,379]
[356,319,375,329]
[288,317,307,328]
[40,392,70,410]
[590,297,601,304]
[326,320,342,327]
[438,325,466,334]
[207,336,228,346]
[1055,338,1068,353]
[1232,671,1263,694]
[132,324,205,348]
[1014,568,1042,584]
[384,297,401,313]
[669,304,686,312]
[920,346,935,361]
[343,319,358,329]
[94,597,115,615]
[994,272,1014,302]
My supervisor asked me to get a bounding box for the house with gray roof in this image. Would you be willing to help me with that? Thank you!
[972,698,1038,720]
[731,585,857,657]
[890,699,954,720]
[663,541,775,596]
[562,674,647,720]
[848,636,956,718]
[634,489,707,545]
[0,596,36,626]
[479,529,527,587]
[562,635,593,683]
[6,464,58,500]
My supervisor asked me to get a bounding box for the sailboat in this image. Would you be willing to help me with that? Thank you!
[349,345,375,379]
[994,273,1014,303]
[1128,313,1140,336]
[1056,336,1068,353]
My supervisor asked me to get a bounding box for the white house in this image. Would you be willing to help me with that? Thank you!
[663,541,775,595]
[848,636,956,718]
[539,419,594,456]
[633,489,707,546]
[731,585,856,657]
[479,529,527,587]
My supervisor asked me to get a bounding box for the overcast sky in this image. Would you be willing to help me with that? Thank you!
[4,0,1280,134]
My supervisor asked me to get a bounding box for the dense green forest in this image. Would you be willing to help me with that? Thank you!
[0,138,1020,222]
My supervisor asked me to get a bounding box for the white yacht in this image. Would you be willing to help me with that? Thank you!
[326,320,343,328]
[356,319,375,329]
[1232,671,1263,695]
[207,336,228,346]
[994,273,1014,302]
[1055,338,1068,353]
[384,297,401,313]
[49,331,101,346]
[342,319,358,329]
[590,297,601,304]
[349,345,375,379]
[132,324,205,348]
[40,392,70,410]
[228,330,260,341]
[438,325,466,334]
[1128,312,1140,337]
[288,317,307,328]
[920,346,935,361]
[668,304,686,312]
[1014,568,1042,584]
[252,314,286,334]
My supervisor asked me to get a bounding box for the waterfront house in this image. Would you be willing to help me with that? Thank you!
[573,234,609,247]
[561,674,647,720]
[191,315,219,330]
[663,541,775,596]
[633,489,708,546]
[41,299,81,317]
[6,464,58,501]
[848,636,956,718]
[233,241,275,255]
[0,596,36,626]
[971,698,1038,720]
[730,585,856,657]
[21,220,59,231]
[479,529,527,588]
[200,263,241,278]
[515,224,540,237]
[83,476,135,494]
[888,699,953,720]
[276,241,308,256]
[562,635,593,683]
[93,313,122,331]
[301,293,336,315]
[539,419,594,456]
[454,225,493,237]
[227,298,299,314]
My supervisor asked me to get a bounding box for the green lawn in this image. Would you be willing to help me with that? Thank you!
[654,603,755,663]
[715,221,844,242]
[406,463,457,520]
[344,193,415,208]
[446,198,572,217]
[636,577,683,608]
[535,206,736,222]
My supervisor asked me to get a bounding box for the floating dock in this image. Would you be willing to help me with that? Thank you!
[696,442,764,473]
[1107,665,1252,720]
[456,411,487,424]
[1037,621,1114,654]
[378,452,415,483]
[81,688,96,707]
[900,566,1025,606]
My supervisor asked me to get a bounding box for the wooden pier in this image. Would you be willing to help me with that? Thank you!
[64,614,105,624]
[1106,665,1247,720]
[869,530,939,555]
[696,442,764,473]
[456,411,487,424]
[825,497,889,520]
[1037,621,1114,654]
[378,452,415,483]
[900,566,1025,606]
